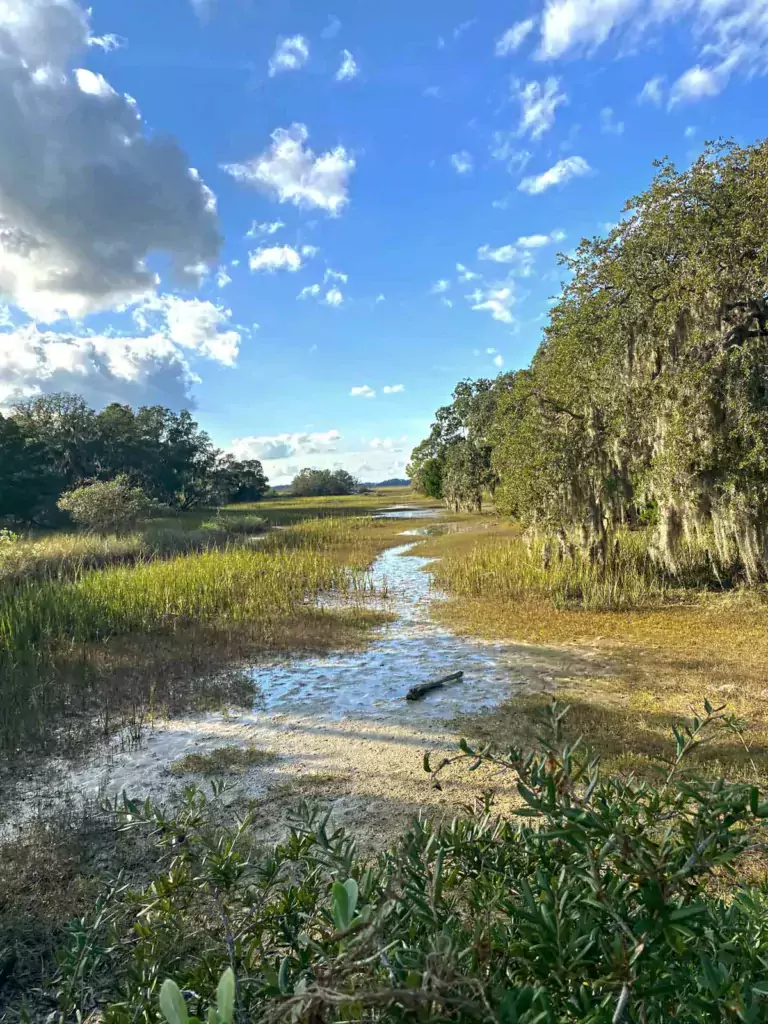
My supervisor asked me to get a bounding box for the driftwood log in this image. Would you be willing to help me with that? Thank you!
[405,671,464,702]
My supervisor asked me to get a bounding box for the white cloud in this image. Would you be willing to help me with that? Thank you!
[669,65,723,105]
[325,268,348,284]
[350,384,375,398]
[600,106,625,134]
[493,353,504,368]
[451,151,474,174]
[431,279,451,294]
[246,220,285,238]
[249,245,310,273]
[231,429,341,462]
[517,230,566,247]
[335,49,359,81]
[490,134,532,173]
[0,325,194,409]
[519,156,591,194]
[268,35,309,76]
[486,348,496,354]
[0,0,220,321]
[324,287,344,307]
[375,293,386,303]
[638,75,665,105]
[456,263,480,282]
[0,292,244,409]
[684,124,697,138]
[370,436,404,451]
[382,384,405,393]
[538,0,768,99]
[471,285,515,324]
[441,297,454,308]
[478,245,519,264]
[496,18,536,56]
[298,283,321,300]
[88,32,123,52]
[216,267,232,289]
[222,124,355,216]
[134,295,242,367]
[511,78,567,140]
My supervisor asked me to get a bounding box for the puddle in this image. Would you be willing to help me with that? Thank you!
[373,505,442,519]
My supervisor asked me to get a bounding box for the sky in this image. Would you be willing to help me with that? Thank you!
[1,0,767,484]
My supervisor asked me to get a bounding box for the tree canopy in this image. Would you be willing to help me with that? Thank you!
[411,139,768,578]
[290,468,359,497]
[0,394,269,524]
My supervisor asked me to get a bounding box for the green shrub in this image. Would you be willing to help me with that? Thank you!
[54,704,768,1023]
[57,477,157,533]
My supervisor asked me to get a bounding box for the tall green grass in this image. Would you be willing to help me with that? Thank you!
[0,517,378,755]
[431,529,726,611]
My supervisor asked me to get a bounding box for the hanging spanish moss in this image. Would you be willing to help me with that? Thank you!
[409,139,768,587]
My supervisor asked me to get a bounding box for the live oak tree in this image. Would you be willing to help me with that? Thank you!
[413,139,768,580]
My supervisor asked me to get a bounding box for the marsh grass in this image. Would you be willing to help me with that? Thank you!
[430,528,726,611]
[421,524,768,784]
[169,745,277,775]
[0,517,399,757]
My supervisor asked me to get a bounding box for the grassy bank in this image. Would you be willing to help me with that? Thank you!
[413,524,768,782]
[0,513,406,758]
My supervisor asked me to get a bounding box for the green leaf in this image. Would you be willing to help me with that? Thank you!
[159,979,188,1024]
[216,968,235,1024]
[344,878,359,920]
[423,752,431,773]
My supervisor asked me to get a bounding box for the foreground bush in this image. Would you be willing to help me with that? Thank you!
[55,705,768,1023]
[58,477,157,533]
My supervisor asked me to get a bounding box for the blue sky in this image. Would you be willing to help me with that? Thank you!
[1,0,767,483]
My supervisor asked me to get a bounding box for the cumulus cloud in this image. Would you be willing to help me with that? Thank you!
[517,230,566,247]
[538,0,768,99]
[0,0,221,322]
[477,245,518,264]
[511,78,567,140]
[350,384,375,398]
[470,285,515,324]
[248,245,311,273]
[382,384,405,394]
[134,295,242,367]
[268,35,309,76]
[0,292,243,409]
[222,124,355,216]
[298,283,321,300]
[230,429,341,462]
[335,50,359,81]
[0,325,194,409]
[451,151,474,174]
[496,18,536,56]
[669,65,723,104]
[370,436,404,451]
[324,287,344,306]
[493,353,504,368]
[518,156,591,194]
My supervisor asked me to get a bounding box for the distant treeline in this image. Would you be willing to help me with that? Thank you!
[409,139,768,579]
[0,393,268,525]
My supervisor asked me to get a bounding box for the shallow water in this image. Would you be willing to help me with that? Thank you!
[373,506,443,519]
[249,532,570,722]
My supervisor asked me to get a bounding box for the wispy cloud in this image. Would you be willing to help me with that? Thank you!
[511,78,567,140]
[600,106,625,134]
[382,384,405,393]
[638,75,665,105]
[496,18,536,56]
[519,156,591,195]
[335,49,359,81]
[450,150,474,174]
